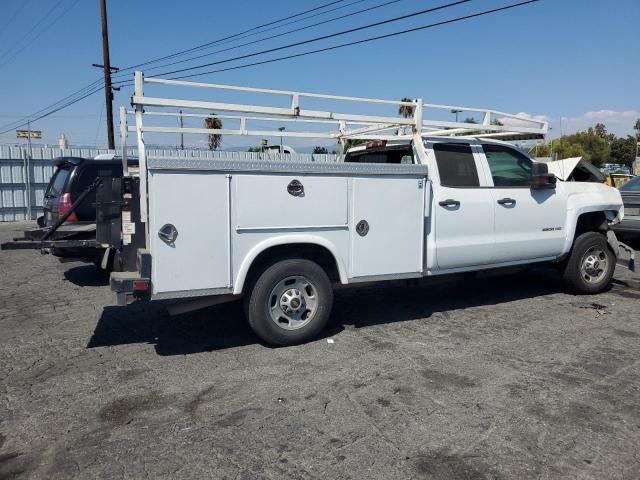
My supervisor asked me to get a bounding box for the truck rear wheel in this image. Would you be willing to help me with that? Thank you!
[245,259,333,346]
[562,232,615,294]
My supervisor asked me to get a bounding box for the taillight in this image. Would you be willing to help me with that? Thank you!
[58,193,78,221]
[133,280,149,293]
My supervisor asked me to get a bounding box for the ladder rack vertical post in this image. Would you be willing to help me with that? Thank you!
[134,72,149,248]
[338,120,346,155]
[119,106,128,176]
[414,99,423,136]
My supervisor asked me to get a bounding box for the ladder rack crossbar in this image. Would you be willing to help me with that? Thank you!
[126,71,548,149]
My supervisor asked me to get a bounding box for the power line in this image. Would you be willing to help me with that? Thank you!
[0,0,82,68]
[0,0,66,64]
[0,0,33,39]
[126,0,475,79]
[0,78,104,133]
[119,0,351,72]
[0,0,356,132]
[0,86,103,135]
[1,0,541,136]
[141,0,540,82]
[131,0,404,77]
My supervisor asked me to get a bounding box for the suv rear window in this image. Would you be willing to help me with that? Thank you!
[345,147,413,164]
[432,143,479,187]
[48,167,71,196]
[74,164,121,192]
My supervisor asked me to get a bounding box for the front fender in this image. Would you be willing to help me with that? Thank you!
[561,184,624,255]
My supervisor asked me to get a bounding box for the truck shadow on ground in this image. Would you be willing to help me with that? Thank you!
[64,264,110,287]
[88,267,578,356]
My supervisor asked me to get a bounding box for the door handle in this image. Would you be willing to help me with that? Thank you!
[287,179,305,197]
[497,198,516,206]
[438,199,460,207]
[158,223,178,245]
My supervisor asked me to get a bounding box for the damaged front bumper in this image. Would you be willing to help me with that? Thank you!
[607,230,635,272]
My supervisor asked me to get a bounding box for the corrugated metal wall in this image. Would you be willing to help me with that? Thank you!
[0,146,338,221]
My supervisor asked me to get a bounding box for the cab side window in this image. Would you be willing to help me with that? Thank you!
[433,143,479,187]
[483,144,532,187]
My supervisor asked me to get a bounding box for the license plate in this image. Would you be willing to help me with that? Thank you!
[626,207,640,216]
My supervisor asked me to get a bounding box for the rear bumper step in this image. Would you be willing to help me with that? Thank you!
[111,270,150,305]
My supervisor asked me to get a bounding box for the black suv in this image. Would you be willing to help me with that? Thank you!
[42,156,127,262]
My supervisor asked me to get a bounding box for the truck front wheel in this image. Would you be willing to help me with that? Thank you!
[245,259,333,346]
[562,232,615,294]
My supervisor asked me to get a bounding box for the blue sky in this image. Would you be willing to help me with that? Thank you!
[0,0,638,150]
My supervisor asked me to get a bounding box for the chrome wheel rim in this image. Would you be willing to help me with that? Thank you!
[268,276,318,330]
[580,246,608,284]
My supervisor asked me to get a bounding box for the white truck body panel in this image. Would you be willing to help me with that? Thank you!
[349,176,425,278]
[146,159,427,299]
[149,172,231,296]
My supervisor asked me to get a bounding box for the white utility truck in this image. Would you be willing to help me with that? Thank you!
[100,72,634,346]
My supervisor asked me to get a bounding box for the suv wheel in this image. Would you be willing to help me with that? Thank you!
[245,259,333,346]
[562,232,615,294]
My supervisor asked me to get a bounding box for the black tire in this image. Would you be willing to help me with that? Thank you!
[245,258,333,346]
[562,231,615,294]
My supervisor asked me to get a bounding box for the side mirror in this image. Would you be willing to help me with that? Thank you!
[531,162,557,189]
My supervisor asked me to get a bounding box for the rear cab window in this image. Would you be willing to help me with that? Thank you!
[344,146,414,164]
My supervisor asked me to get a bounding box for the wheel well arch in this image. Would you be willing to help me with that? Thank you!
[575,211,609,236]
[234,238,347,295]
[562,209,615,256]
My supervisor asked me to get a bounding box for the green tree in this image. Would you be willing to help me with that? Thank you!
[247,146,262,152]
[313,146,329,154]
[491,119,504,126]
[634,118,640,140]
[609,136,637,166]
[204,113,222,150]
[594,122,607,138]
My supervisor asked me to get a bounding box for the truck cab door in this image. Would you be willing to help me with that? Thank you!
[428,141,495,269]
[478,143,567,262]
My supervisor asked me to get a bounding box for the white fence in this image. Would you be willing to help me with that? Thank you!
[0,146,338,221]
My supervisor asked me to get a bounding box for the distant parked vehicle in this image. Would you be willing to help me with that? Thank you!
[263,145,297,154]
[2,156,134,269]
[613,176,640,237]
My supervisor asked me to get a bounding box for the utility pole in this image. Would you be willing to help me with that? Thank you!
[178,110,184,150]
[99,0,115,150]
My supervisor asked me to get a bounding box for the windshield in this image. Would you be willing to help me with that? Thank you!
[620,176,640,192]
[48,167,71,196]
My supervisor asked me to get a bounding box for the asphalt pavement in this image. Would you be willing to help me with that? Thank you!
[1,221,639,479]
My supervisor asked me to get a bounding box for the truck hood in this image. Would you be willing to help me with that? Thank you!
[546,157,605,183]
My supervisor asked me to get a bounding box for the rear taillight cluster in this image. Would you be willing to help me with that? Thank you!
[58,193,78,222]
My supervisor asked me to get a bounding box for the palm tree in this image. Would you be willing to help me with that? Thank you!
[398,98,415,135]
[398,98,415,119]
[204,112,222,150]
